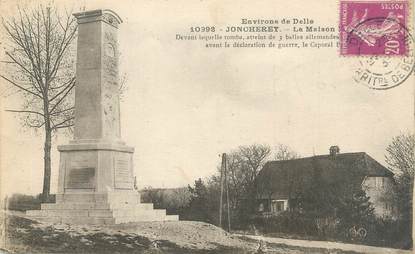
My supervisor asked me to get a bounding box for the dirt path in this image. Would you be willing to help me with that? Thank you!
[240,234,412,254]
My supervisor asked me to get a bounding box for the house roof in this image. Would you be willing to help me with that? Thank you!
[256,152,393,199]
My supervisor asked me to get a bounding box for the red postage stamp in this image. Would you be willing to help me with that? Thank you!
[340,1,409,56]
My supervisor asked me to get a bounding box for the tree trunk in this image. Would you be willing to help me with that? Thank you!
[42,123,52,202]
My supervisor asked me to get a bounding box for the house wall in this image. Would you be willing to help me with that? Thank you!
[362,176,396,219]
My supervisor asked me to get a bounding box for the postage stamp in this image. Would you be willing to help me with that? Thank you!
[340,1,409,56]
[340,1,414,89]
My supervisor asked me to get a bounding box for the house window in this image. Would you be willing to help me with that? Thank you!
[258,203,264,212]
[384,203,393,211]
[271,200,287,213]
[375,177,384,189]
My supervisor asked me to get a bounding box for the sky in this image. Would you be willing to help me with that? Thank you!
[0,0,413,197]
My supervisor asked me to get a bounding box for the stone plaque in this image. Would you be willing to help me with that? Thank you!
[65,167,95,189]
[114,159,132,189]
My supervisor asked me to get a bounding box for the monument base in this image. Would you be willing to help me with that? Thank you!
[26,140,178,224]
[26,191,179,224]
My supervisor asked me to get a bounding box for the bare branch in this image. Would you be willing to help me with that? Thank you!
[51,116,74,130]
[3,5,76,131]
[5,109,44,117]
[53,124,73,130]
[0,74,43,99]
[49,106,74,116]
[48,76,75,102]
[27,121,45,128]
[385,133,415,177]
[5,51,40,84]
[48,80,75,113]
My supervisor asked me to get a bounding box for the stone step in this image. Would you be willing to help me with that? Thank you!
[56,192,141,205]
[27,209,175,224]
[115,213,167,223]
[27,192,178,224]
[41,202,153,210]
[61,217,116,225]
[27,209,90,217]
[29,216,116,225]
[56,193,107,203]
[165,215,179,221]
[28,210,174,224]
[27,209,114,218]
[110,203,153,210]
[41,202,111,210]
[107,191,141,204]
[28,206,166,219]
[73,206,159,218]
[113,208,166,218]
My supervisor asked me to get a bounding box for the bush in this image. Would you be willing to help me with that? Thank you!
[140,187,191,215]
[6,194,55,211]
[364,218,412,249]
[251,211,318,237]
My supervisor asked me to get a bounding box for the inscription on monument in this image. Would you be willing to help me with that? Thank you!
[114,159,133,189]
[65,167,95,189]
[102,30,120,139]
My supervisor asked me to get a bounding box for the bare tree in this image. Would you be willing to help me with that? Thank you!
[273,143,300,161]
[385,133,414,228]
[217,144,271,220]
[238,144,271,185]
[385,133,414,178]
[1,6,77,201]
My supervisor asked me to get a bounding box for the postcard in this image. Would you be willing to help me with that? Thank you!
[0,0,413,253]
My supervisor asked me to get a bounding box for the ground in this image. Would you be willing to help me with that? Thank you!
[242,235,412,254]
[0,212,377,254]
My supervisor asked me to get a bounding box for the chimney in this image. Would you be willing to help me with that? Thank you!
[329,146,340,157]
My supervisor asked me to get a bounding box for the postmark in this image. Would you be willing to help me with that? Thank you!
[340,1,409,56]
[352,18,414,89]
[353,53,414,89]
[340,1,414,89]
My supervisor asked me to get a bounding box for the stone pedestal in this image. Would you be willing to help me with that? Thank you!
[26,9,178,224]
[57,141,135,193]
[27,192,178,224]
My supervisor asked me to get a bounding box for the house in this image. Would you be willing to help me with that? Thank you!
[255,146,396,219]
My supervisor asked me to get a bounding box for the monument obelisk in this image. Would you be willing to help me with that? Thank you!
[26,9,178,224]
